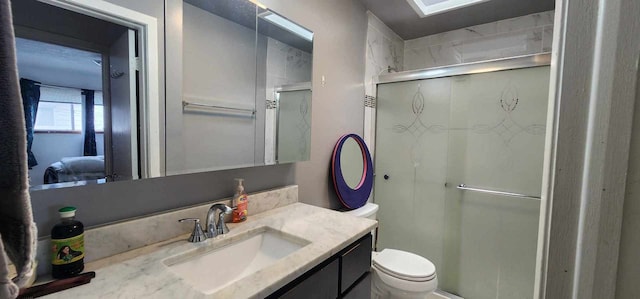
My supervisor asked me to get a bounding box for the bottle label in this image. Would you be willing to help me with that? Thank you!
[51,234,85,265]
[233,195,248,222]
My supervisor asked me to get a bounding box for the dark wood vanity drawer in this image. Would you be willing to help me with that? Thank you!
[340,234,372,294]
[278,259,339,299]
[342,272,371,299]
[268,234,372,299]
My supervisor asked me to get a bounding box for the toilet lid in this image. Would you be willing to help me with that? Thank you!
[372,249,436,282]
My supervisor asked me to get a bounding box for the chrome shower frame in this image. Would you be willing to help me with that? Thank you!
[375,53,551,85]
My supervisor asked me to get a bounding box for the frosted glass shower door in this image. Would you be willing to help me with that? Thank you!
[375,76,452,276]
[375,66,549,299]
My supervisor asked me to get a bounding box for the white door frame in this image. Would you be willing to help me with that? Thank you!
[38,0,162,178]
[536,0,640,298]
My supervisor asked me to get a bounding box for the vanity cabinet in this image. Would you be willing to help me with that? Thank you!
[268,233,373,299]
[278,259,340,299]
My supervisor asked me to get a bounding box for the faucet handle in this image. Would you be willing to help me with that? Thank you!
[214,204,233,235]
[178,218,207,243]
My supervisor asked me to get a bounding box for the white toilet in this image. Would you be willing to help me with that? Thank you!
[344,202,438,299]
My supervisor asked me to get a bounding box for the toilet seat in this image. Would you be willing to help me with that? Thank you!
[372,249,436,282]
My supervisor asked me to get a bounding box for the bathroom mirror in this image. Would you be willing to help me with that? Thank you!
[341,138,365,189]
[167,0,260,175]
[259,7,313,165]
[13,0,311,189]
[10,0,161,191]
[166,0,314,175]
[331,134,374,209]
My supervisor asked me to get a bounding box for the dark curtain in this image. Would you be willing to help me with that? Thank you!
[19,78,40,169]
[82,89,97,156]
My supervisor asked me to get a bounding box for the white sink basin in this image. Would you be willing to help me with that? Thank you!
[163,227,310,295]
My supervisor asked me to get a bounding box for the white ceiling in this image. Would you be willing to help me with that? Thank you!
[15,38,103,91]
[360,0,555,39]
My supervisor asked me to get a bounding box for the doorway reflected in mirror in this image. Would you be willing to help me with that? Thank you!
[12,0,141,190]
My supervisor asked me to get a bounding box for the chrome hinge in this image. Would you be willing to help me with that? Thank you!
[133,57,142,71]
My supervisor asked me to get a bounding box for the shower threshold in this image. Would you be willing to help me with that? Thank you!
[429,289,464,299]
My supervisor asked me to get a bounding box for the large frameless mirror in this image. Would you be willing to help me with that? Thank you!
[11,0,161,191]
[166,0,314,175]
[168,0,260,175]
[12,0,313,190]
[258,8,314,165]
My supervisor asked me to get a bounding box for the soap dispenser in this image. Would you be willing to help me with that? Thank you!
[232,178,248,223]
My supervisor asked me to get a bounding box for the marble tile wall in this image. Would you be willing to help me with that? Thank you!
[35,185,299,276]
[265,37,312,103]
[404,10,555,70]
[364,12,405,97]
[363,12,405,158]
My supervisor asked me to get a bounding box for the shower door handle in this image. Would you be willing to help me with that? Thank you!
[456,184,541,200]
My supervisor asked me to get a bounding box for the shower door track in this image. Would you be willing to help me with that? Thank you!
[374,52,551,85]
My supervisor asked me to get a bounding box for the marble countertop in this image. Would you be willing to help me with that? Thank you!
[44,203,377,299]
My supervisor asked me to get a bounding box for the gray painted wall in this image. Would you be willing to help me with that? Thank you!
[30,0,367,237]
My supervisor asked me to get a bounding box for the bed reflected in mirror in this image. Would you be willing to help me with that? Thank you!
[16,42,113,188]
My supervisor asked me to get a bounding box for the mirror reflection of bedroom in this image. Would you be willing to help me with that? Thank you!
[17,39,106,187]
[12,0,140,189]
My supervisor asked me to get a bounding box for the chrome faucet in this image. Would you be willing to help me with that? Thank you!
[205,203,233,238]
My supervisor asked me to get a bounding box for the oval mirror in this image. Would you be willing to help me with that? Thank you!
[331,134,373,209]
[341,138,364,188]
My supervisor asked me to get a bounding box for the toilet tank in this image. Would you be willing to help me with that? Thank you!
[344,203,378,250]
[344,202,378,219]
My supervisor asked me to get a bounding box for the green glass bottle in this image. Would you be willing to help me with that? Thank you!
[51,207,84,278]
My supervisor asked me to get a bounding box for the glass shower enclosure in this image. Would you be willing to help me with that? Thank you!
[373,54,550,299]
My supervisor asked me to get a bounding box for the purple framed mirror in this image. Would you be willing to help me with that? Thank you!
[331,134,373,209]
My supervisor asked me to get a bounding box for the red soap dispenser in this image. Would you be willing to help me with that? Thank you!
[232,178,248,223]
